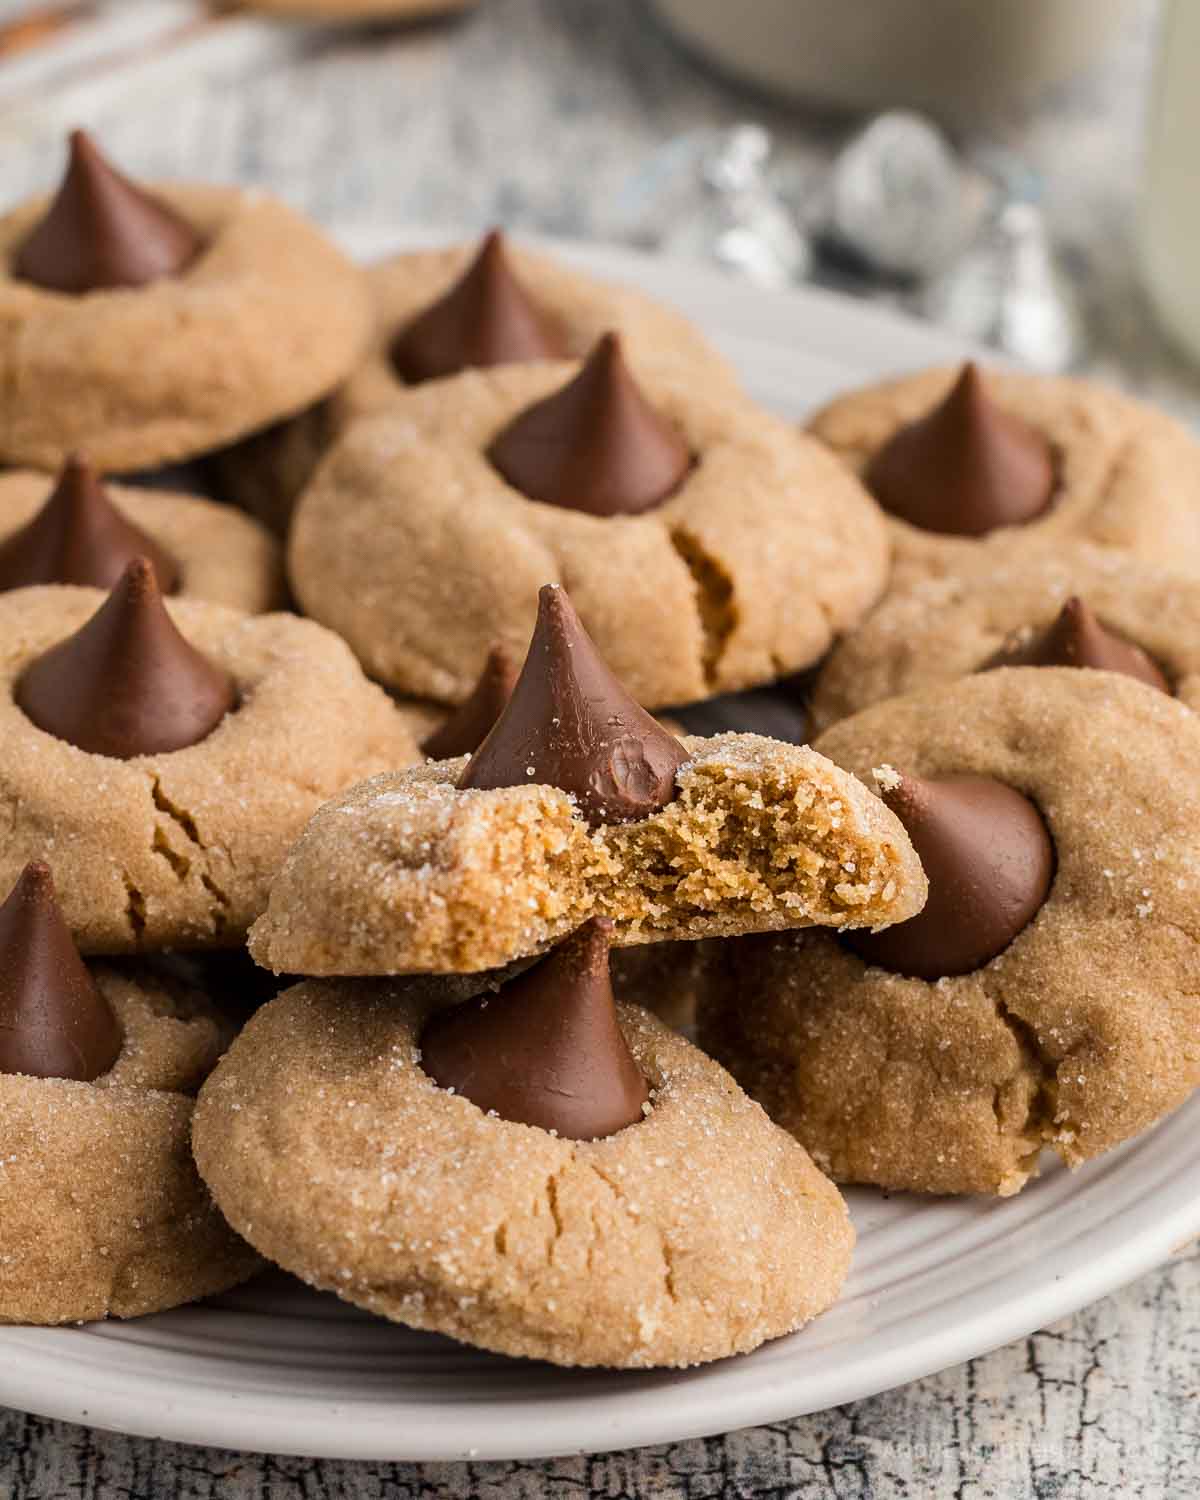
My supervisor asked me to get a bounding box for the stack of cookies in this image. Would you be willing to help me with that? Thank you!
[4,130,1200,1375]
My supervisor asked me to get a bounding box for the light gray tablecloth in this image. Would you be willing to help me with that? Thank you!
[0,2,1195,1495]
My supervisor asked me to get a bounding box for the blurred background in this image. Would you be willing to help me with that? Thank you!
[0,0,1192,418]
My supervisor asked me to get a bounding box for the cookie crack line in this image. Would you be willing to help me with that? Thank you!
[667,525,736,690]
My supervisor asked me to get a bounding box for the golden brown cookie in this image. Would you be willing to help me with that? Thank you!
[288,365,889,709]
[807,366,1200,581]
[0,183,370,471]
[811,544,1200,730]
[248,731,926,976]
[2,957,260,1323]
[699,669,1200,1196]
[0,467,283,613]
[192,975,853,1368]
[0,585,419,952]
[214,235,740,534]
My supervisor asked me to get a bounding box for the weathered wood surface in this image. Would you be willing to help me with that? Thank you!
[0,1,1193,1494]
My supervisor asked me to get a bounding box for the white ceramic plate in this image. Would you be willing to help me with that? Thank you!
[3,235,1198,1463]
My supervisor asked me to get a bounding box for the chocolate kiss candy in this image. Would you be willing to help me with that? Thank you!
[421,644,520,759]
[14,129,202,294]
[459,583,688,826]
[0,862,122,1081]
[0,454,180,594]
[392,229,567,383]
[845,771,1054,980]
[983,596,1170,693]
[487,332,692,516]
[17,556,236,758]
[864,363,1055,537]
[420,918,649,1140]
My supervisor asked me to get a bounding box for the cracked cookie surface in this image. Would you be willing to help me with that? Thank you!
[0,586,420,952]
[811,543,1200,730]
[698,670,1200,1196]
[287,365,888,708]
[807,367,1200,583]
[248,732,926,976]
[0,185,370,471]
[1,964,261,1323]
[192,977,853,1368]
[215,239,740,534]
[0,469,284,613]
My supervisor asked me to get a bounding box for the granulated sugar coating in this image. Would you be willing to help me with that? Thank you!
[0,584,421,952]
[0,964,260,1323]
[248,731,927,977]
[808,366,1200,584]
[811,542,1200,730]
[699,669,1200,1196]
[193,980,854,1369]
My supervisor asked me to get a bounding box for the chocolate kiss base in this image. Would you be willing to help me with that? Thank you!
[420,918,649,1140]
[392,229,566,384]
[845,770,1054,980]
[486,331,692,516]
[0,455,179,594]
[0,863,121,1081]
[16,556,236,759]
[865,362,1056,538]
[459,583,687,827]
[14,129,202,295]
[421,643,520,760]
[984,595,1170,693]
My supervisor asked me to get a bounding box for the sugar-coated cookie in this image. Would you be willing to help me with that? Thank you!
[812,544,1196,729]
[215,231,739,534]
[250,585,923,975]
[807,363,1200,582]
[700,669,1200,1196]
[194,927,853,1368]
[289,341,888,709]
[0,132,369,472]
[0,864,260,1323]
[0,458,283,613]
[0,567,418,952]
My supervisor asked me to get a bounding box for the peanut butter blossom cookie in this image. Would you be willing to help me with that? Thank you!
[250,584,925,976]
[216,229,739,533]
[194,920,853,1368]
[0,130,369,471]
[0,559,418,952]
[811,544,1188,729]
[0,862,261,1323]
[0,455,282,613]
[289,335,889,709]
[807,362,1200,581]
[699,669,1200,1196]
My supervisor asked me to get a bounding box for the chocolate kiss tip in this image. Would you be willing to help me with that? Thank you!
[421,643,520,760]
[459,583,687,827]
[984,595,1170,693]
[0,860,122,1082]
[864,361,1055,538]
[14,128,202,295]
[419,917,649,1140]
[845,770,1054,981]
[486,331,692,516]
[392,227,566,384]
[16,555,236,759]
[0,454,179,594]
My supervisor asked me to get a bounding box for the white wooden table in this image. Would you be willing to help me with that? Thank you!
[0,2,1194,1494]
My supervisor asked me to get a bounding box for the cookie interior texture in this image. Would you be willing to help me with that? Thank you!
[248,732,927,976]
[811,542,1199,730]
[0,963,260,1323]
[699,669,1200,1196]
[192,979,853,1368]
